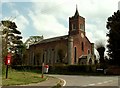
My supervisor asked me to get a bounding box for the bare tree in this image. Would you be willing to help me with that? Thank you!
[95,41,105,65]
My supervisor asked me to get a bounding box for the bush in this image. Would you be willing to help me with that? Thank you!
[105,66,120,75]
[11,65,99,75]
[67,65,87,72]
[49,65,97,74]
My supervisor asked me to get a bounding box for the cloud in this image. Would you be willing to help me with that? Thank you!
[3,0,120,44]
[2,2,30,42]
[8,4,30,31]
[85,19,108,43]
[119,1,120,10]
[14,14,29,42]
[1,0,33,2]
[0,5,1,19]
[28,2,71,39]
[28,0,119,43]
[28,10,68,39]
[76,0,119,43]
[2,0,120,56]
[14,15,29,31]
[2,2,29,31]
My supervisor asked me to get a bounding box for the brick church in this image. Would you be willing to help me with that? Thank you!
[25,7,95,66]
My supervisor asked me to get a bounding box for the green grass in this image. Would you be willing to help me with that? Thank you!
[2,69,46,86]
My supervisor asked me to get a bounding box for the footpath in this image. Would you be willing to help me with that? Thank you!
[23,76,61,87]
[2,76,63,88]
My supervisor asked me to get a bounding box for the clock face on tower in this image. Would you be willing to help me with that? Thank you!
[81,33,84,38]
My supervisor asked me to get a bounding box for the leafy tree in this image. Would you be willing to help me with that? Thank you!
[106,10,120,66]
[25,36,43,49]
[1,20,23,65]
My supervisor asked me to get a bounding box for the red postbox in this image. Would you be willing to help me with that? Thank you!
[44,65,49,68]
[5,53,11,65]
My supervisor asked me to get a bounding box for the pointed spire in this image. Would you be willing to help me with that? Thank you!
[74,4,79,17]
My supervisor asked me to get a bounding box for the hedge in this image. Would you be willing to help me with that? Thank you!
[11,65,97,75]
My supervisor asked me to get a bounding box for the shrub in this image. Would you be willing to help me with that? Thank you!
[49,65,97,74]
[11,65,99,75]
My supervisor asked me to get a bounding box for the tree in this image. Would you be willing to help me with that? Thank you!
[106,10,120,66]
[25,36,43,49]
[1,20,23,65]
[95,41,105,64]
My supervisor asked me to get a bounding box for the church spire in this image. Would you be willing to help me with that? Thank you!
[74,5,79,17]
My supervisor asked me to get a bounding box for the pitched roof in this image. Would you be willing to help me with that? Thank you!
[35,35,68,44]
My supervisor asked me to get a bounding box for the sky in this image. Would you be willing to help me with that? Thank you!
[1,0,120,45]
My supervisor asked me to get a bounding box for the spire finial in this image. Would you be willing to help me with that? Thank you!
[74,4,79,17]
[76,4,78,10]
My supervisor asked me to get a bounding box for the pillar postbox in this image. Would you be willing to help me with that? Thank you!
[5,53,11,65]
[44,65,49,73]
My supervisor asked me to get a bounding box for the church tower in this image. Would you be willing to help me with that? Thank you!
[68,6,86,64]
[69,6,85,36]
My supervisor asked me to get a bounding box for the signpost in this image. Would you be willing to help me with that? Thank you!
[41,63,44,78]
[41,63,49,78]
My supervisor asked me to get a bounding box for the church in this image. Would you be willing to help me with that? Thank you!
[25,7,95,66]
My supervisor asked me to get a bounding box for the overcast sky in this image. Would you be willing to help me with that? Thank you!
[1,0,120,45]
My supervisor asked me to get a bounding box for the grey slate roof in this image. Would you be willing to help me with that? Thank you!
[35,35,68,44]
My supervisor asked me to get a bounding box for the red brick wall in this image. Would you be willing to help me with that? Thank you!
[71,32,92,64]
[28,38,68,65]
[69,13,92,64]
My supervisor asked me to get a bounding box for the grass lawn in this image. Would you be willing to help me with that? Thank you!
[2,69,47,86]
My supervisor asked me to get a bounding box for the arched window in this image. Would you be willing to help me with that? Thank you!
[80,24,84,31]
[72,23,76,30]
[88,49,90,54]
[81,42,84,51]
[74,47,77,63]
